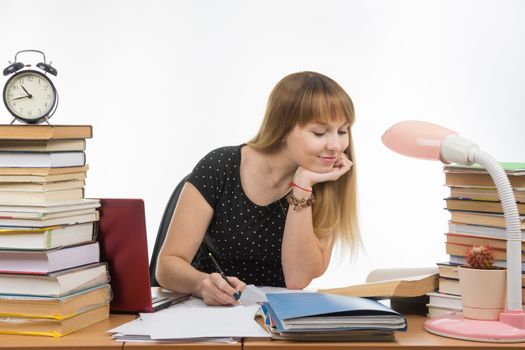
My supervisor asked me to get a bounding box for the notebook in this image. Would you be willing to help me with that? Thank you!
[97,198,190,313]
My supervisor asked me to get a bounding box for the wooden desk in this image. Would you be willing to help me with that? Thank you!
[0,314,241,350]
[124,342,240,350]
[243,315,525,349]
[1,314,523,349]
[0,314,134,350]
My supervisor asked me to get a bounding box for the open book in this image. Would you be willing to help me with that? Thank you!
[318,267,438,298]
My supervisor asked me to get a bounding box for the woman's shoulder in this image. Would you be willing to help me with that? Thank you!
[197,145,242,166]
[189,145,243,206]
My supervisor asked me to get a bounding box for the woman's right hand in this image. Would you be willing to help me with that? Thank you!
[199,273,246,305]
[294,153,353,187]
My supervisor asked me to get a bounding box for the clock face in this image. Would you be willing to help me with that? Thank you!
[3,70,57,123]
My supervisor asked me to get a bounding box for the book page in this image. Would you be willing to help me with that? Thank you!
[366,267,438,283]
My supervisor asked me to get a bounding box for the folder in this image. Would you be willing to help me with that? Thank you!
[264,292,407,334]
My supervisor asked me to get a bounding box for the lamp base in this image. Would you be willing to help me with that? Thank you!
[425,314,525,342]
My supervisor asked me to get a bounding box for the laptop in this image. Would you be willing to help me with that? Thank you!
[97,198,190,313]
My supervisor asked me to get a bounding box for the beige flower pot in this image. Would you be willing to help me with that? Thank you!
[458,266,506,320]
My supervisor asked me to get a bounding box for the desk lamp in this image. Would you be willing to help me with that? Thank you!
[381,120,525,342]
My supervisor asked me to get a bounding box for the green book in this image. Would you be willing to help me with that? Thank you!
[444,162,525,174]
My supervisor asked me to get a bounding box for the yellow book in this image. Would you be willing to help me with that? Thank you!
[0,304,108,337]
[0,222,95,250]
[319,267,438,298]
[0,284,111,319]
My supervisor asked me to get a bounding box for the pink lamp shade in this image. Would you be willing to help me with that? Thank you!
[381,120,456,162]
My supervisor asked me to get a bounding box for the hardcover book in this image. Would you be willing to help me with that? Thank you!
[0,188,84,203]
[0,125,92,140]
[0,179,85,192]
[427,305,463,318]
[0,304,108,337]
[445,241,525,261]
[0,222,96,250]
[426,292,462,310]
[0,263,109,297]
[444,162,525,174]
[0,151,86,168]
[449,187,525,202]
[445,198,525,215]
[445,232,525,251]
[448,222,525,240]
[0,208,95,221]
[0,139,86,152]
[0,172,86,183]
[0,284,110,319]
[445,172,525,188]
[449,255,525,271]
[449,210,525,229]
[0,242,100,274]
[0,165,88,176]
[0,209,97,226]
[0,198,100,215]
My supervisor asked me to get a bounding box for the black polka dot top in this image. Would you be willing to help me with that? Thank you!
[188,145,288,287]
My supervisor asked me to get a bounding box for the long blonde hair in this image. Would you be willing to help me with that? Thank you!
[248,71,360,257]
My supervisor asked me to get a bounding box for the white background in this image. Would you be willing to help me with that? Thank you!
[1,0,524,289]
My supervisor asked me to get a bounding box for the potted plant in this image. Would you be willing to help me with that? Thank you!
[458,245,506,320]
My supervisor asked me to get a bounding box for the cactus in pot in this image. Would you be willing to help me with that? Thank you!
[465,245,496,270]
[459,244,506,320]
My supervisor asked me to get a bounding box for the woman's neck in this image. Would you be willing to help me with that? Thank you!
[264,150,297,188]
[241,145,297,206]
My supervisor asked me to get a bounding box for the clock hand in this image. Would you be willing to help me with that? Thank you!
[20,85,32,99]
[11,95,31,101]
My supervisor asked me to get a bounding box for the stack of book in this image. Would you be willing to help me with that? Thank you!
[427,162,525,318]
[260,292,406,341]
[0,125,110,337]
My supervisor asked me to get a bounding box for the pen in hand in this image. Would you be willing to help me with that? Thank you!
[208,252,241,300]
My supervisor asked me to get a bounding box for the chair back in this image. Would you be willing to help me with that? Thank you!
[149,174,191,287]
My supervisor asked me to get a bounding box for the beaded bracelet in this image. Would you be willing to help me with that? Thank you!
[286,192,316,211]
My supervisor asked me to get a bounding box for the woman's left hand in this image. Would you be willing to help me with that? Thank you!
[294,154,353,187]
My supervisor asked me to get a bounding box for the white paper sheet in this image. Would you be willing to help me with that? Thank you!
[139,305,269,339]
[239,284,312,305]
[108,290,296,341]
[108,317,148,335]
[239,285,268,305]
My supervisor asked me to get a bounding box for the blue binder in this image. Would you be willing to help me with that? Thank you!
[264,292,407,333]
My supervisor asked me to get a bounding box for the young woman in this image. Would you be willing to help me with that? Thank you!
[156,71,360,305]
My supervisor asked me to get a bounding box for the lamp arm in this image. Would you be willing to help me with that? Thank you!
[473,150,522,312]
